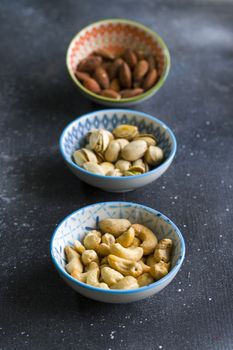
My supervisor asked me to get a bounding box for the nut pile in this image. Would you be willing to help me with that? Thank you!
[65,218,173,290]
[73,124,164,176]
[75,48,159,99]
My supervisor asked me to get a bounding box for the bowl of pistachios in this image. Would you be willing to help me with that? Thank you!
[50,201,185,303]
[59,109,176,192]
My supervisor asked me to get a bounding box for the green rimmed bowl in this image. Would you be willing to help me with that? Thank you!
[66,19,171,106]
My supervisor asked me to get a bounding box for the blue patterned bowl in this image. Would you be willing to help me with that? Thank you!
[60,109,176,192]
[50,202,185,303]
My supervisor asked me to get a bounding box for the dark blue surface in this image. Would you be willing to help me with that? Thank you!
[0,0,233,349]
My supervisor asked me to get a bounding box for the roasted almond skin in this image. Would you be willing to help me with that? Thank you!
[147,55,156,70]
[119,62,132,88]
[123,49,138,68]
[94,66,110,89]
[108,58,123,80]
[77,56,102,72]
[99,89,121,99]
[142,69,158,90]
[133,60,149,81]
[83,78,101,93]
[120,88,144,98]
[135,50,145,60]
[94,48,116,60]
[110,78,121,92]
[75,71,91,82]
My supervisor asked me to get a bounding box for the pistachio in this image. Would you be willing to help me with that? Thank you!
[89,129,110,153]
[104,140,121,163]
[121,140,147,162]
[83,162,105,175]
[73,148,98,167]
[144,146,164,166]
[133,159,149,172]
[115,138,129,149]
[112,124,138,140]
[123,165,145,176]
[106,169,123,177]
[100,162,115,175]
[115,159,131,172]
[133,134,156,146]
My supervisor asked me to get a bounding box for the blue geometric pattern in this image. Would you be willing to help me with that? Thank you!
[61,111,173,163]
[51,202,184,273]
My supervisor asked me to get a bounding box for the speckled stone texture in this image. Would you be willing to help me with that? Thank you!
[0,0,233,349]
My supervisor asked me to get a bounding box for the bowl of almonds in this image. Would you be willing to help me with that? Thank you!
[60,109,176,192]
[50,202,185,303]
[66,19,170,106]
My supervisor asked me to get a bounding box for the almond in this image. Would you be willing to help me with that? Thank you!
[99,89,121,99]
[94,66,110,89]
[110,78,121,92]
[83,78,101,93]
[119,62,132,88]
[133,60,149,81]
[77,56,102,72]
[75,71,91,82]
[147,55,156,70]
[120,88,144,98]
[135,50,145,60]
[142,69,158,90]
[94,48,116,60]
[123,49,138,68]
[108,58,123,80]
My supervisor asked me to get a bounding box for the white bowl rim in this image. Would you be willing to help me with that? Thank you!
[50,201,185,295]
[59,109,177,180]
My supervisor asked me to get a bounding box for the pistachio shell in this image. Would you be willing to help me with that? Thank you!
[115,138,129,149]
[113,125,138,140]
[144,146,164,166]
[89,129,110,153]
[83,162,105,175]
[115,159,131,172]
[73,148,97,167]
[133,159,150,172]
[106,169,123,177]
[128,165,145,174]
[121,140,148,162]
[133,135,156,146]
[100,162,115,174]
[104,140,121,163]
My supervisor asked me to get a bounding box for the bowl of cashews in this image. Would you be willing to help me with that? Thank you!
[51,202,185,303]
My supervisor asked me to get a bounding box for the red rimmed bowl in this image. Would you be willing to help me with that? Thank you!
[66,19,171,106]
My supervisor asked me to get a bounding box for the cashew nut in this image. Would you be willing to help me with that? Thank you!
[138,260,151,273]
[71,270,88,283]
[110,243,143,261]
[146,254,158,267]
[108,254,143,277]
[85,261,99,271]
[137,273,154,287]
[83,231,101,250]
[86,267,109,289]
[149,261,170,280]
[111,276,139,290]
[65,246,83,274]
[154,238,173,263]
[116,227,135,247]
[101,267,124,286]
[99,218,131,237]
[81,250,99,265]
[131,224,158,255]
[130,237,141,247]
[98,243,111,256]
[73,239,85,254]
[102,233,115,245]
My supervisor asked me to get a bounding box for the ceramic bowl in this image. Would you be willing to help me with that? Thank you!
[59,109,177,192]
[66,18,170,106]
[50,202,185,303]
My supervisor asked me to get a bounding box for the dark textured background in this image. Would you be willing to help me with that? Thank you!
[1,0,233,349]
